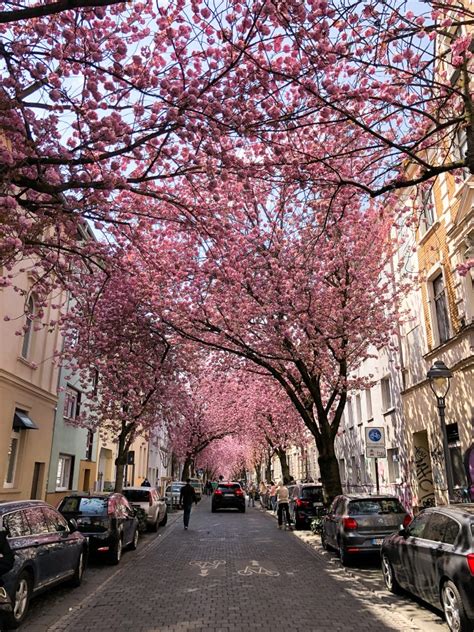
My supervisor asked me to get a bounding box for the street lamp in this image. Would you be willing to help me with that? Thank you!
[427,360,454,501]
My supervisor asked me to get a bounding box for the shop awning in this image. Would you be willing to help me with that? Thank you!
[13,410,38,430]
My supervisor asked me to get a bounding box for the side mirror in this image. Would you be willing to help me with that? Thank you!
[67,519,78,532]
[399,527,408,538]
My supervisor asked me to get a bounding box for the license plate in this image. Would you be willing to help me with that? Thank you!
[313,502,322,507]
[372,538,384,546]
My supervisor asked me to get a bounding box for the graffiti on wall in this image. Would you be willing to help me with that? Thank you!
[414,445,435,508]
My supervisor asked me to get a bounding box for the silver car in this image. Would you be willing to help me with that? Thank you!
[122,487,167,531]
[165,482,185,509]
[322,494,410,565]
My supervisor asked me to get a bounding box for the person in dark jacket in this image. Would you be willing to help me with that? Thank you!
[179,479,197,530]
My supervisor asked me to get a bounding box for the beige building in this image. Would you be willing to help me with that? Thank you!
[398,169,474,509]
[0,259,63,501]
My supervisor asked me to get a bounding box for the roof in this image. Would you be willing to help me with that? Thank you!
[122,486,154,491]
[343,494,401,501]
[424,504,474,519]
[0,500,47,514]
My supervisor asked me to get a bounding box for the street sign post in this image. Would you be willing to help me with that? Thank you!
[365,427,386,494]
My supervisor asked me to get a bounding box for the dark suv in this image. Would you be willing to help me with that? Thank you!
[322,494,410,565]
[289,484,325,529]
[58,493,139,565]
[211,483,246,513]
[0,500,87,629]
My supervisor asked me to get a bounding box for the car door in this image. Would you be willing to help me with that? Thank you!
[23,506,63,587]
[324,498,341,547]
[42,506,79,577]
[120,497,136,545]
[420,512,461,606]
[396,511,432,595]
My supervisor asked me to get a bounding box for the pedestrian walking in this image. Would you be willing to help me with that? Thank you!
[259,480,267,509]
[179,479,198,530]
[141,478,151,487]
[269,480,277,513]
[276,480,292,529]
[247,481,255,507]
[205,481,213,496]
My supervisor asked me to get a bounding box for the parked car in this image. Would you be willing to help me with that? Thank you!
[211,482,246,513]
[58,493,139,565]
[381,504,474,632]
[164,482,185,509]
[321,494,410,565]
[0,500,87,629]
[122,487,167,531]
[289,484,325,530]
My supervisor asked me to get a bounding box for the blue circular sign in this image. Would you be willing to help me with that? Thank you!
[368,428,382,442]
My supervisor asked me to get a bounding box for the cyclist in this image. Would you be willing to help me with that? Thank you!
[276,480,292,529]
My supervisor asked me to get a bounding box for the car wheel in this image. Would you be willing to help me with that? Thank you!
[70,548,86,587]
[381,554,402,595]
[338,541,351,566]
[159,512,168,527]
[108,536,122,565]
[151,517,159,532]
[240,506,246,513]
[2,570,33,629]
[294,519,303,531]
[441,580,471,632]
[321,529,330,551]
[211,506,216,513]
[129,528,139,550]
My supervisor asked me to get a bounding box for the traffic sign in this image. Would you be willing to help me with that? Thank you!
[366,446,386,459]
[365,426,385,447]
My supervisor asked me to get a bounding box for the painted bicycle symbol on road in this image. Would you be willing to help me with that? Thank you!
[189,560,226,576]
[238,560,279,577]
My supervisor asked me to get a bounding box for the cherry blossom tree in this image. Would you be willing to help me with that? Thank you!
[61,246,185,492]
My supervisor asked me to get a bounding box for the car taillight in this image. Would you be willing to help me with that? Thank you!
[296,499,310,508]
[343,517,358,530]
[235,489,244,496]
[467,554,474,576]
[214,490,222,496]
[402,514,412,528]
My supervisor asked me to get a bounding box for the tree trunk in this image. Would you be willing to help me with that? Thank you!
[114,420,132,493]
[317,438,342,504]
[264,452,272,482]
[276,447,290,484]
[181,456,192,481]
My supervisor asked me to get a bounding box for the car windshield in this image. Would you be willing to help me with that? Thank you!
[59,497,108,515]
[348,499,405,515]
[123,490,150,502]
[301,487,324,502]
[190,482,201,489]
[218,484,240,491]
[167,485,183,493]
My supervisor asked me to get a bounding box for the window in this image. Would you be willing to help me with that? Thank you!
[347,399,354,427]
[339,459,346,483]
[424,513,460,545]
[381,377,393,411]
[21,295,35,359]
[387,448,400,483]
[42,506,68,533]
[3,510,28,538]
[407,512,431,538]
[85,430,94,460]
[4,428,21,487]
[447,423,468,488]
[360,454,366,485]
[418,187,436,236]
[64,386,81,420]
[24,507,50,536]
[365,389,373,420]
[355,395,362,425]
[56,454,74,490]
[432,273,450,344]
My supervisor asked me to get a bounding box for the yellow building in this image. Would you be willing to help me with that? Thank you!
[0,259,63,501]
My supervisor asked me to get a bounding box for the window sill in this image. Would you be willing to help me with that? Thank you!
[17,356,37,370]
[383,407,395,416]
[1,487,21,494]
[418,220,440,247]
[366,417,374,423]
[55,487,71,492]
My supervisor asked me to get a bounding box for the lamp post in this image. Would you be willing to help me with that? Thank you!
[426,360,454,502]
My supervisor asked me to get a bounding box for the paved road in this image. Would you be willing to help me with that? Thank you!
[20,499,448,632]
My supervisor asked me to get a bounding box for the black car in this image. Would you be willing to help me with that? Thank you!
[58,493,139,565]
[322,494,410,565]
[211,482,246,513]
[0,500,87,629]
[288,484,325,530]
[381,505,474,632]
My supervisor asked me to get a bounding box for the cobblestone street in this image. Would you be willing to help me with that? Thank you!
[20,499,449,632]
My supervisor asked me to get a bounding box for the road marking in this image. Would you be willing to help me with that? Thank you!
[189,560,226,576]
[237,564,280,577]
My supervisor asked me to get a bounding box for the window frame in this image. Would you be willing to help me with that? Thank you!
[20,295,35,359]
[4,427,21,488]
[63,386,81,421]
[381,376,393,412]
[56,453,74,491]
